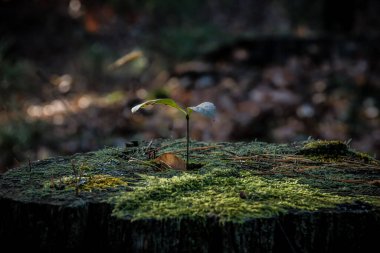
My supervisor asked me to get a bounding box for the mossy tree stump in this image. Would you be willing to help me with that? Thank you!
[0,139,379,252]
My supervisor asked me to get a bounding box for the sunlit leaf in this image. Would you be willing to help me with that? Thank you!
[154,153,187,171]
[131,99,186,115]
[187,102,216,118]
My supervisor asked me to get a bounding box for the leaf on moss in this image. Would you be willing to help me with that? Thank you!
[154,153,187,171]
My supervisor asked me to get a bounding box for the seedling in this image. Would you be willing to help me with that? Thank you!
[131,98,216,169]
[71,161,89,196]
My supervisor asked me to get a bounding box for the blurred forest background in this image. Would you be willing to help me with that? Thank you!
[1,0,380,172]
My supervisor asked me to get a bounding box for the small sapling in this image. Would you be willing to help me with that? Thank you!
[131,98,216,169]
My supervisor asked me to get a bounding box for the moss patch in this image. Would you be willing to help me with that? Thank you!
[46,174,128,192]
[300,140,349,155]
[298,140,378,163]
[1,139,379,221]
[112,168,353,222]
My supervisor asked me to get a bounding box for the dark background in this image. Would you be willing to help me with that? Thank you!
[1,0,380,172]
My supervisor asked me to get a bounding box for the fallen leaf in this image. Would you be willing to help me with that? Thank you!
[154,153,187,171]
[108,50,143,70]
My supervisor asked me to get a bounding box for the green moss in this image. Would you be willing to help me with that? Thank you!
[303,140,347,150]
[45,174,128,192]
[299,140,349,156]
[1,139,379,221]
[299,140,378,163]
[354,151,374,163]
[360,195,380,206]
[112,168,353,223]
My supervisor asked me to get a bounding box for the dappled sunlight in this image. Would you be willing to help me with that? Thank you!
[26,90,129,121]
[54,74,73,93]
[27,99,67,118]
[68,0,83,19]
[1,0,380,173]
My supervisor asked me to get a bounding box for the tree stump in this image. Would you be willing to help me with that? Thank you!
[0,139,379,252]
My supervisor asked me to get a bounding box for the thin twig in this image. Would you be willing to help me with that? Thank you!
[171,145,222,154]
[128,157,161,170]
[28,158,32,172]
[186,114,189,170]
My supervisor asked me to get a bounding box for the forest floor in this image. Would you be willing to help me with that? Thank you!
[1,1,380,174]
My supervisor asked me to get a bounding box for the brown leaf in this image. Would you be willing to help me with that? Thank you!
[154,153,187,171]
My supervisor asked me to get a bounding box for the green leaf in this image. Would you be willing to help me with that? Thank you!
[187,102,216,118]
[131,99,187,115]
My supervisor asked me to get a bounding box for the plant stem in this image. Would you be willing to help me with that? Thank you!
[186,114,190,170]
